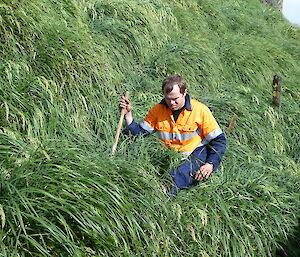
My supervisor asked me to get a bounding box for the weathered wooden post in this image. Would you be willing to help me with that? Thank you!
[272,75,282,109]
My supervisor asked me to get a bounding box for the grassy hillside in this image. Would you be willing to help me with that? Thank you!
[0,0,299,256]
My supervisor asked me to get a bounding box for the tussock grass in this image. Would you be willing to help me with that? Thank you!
[0,0,299,256]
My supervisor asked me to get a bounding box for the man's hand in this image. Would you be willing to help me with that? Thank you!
[119,95,133,125]
[120,96,132,114]
[194,163,213,181]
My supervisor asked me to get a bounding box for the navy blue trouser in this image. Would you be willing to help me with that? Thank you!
[168,146,208,196]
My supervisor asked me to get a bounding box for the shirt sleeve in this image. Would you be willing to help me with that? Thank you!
[195,103,227,171]
[123,104,159,136]
[199,104,222,140]
[205,133,227,171]
[123,120,150,136]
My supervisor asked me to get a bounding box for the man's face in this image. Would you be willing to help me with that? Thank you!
[164,84,186,111]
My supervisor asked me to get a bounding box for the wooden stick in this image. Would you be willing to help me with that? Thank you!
[227,114,238,135]
[111,91,130,156]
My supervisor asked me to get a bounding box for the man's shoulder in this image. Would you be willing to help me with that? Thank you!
[190,98,208,110]
[148,102,167,113]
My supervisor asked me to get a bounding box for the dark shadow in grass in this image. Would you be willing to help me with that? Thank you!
[276,219,300,257]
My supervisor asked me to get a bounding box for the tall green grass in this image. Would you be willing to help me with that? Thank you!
[0,0,299,256]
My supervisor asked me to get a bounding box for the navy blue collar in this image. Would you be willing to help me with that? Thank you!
[159,94,192,111]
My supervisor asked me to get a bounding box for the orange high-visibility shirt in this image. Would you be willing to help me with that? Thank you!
[139,96,223,157]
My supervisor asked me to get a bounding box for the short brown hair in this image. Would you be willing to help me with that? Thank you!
[162,75,186,94]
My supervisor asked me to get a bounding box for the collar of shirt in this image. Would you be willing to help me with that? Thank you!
[159,94,192,111]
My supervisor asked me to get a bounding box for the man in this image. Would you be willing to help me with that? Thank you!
[120,75,226,195]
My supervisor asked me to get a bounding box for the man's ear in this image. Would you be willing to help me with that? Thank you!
[183,89,187,96]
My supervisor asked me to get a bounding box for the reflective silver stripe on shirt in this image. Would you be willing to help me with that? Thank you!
[205,127,223,142]
[157,128,201,141]
[197,139,208,147]
[181,128,223,159]
[181,151,193,159]
[140,120,155,133]
[182,128,223,149]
